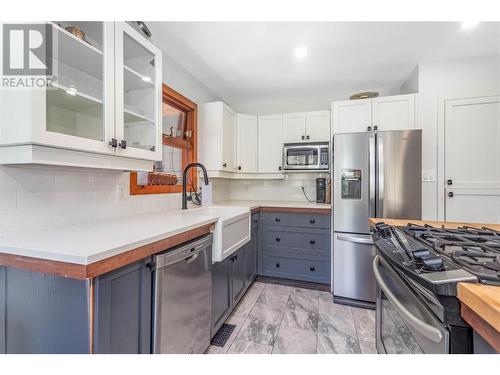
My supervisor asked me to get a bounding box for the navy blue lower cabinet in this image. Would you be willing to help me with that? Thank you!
[244,220,258,285]
[231,247,246,305]
[211,255,232,336]
[93,257,152,354]
[0,266,90,354]
[257,211,331,285]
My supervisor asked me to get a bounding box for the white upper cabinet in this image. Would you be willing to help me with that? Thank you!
[114,22,162,161]
[198,102,237,172]
[0,22,162,171]
[332,98,372,134]
[236,114,258,173]
[306,110,331,142]
[283,112,306,143]
[372,94,416,131]
[332,94,416,134]
[258,114,283,173]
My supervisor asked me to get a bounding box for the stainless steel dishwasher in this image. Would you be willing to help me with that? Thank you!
[152,234,213,354]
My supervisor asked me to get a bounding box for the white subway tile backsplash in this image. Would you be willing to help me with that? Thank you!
[54,170,94,189]
[0,167,54,188]
[0,187,17,210]
[0,208,53,233]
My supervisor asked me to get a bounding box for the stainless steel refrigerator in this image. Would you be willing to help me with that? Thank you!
[332,130,422,306]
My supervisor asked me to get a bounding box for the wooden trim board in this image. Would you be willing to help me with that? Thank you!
[457,283,500,333]
[0,224,213,280]
[461,304,500,353]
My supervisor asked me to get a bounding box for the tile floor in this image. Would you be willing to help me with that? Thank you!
[206,281,377,354]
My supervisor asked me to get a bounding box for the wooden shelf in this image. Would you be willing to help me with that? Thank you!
[51,22,103,80]
[162,135,192,149]
[124,65,154,91]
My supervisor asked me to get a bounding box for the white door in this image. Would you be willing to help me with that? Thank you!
[114,22,162,161]
[306,110,330,142]
[31,22,116,155]
[372,94,416,131]
[444,95,500,223]
[332,99,372,134]
[221,104,237,171]
[236,114,258,173]
[283,112,306,143]
[258,114,283,173]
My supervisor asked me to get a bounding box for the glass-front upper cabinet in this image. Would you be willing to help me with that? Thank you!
[114,22,162,161]
[35,21,115,154]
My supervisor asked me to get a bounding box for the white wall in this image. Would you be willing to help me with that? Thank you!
[400,65,419,94]
[231,85,399,115]
[0,50,222,234]
[417,53,500,220]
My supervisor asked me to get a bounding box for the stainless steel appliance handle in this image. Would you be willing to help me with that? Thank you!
[372,255,443,343]
[184,253,200,264]
[369,136,376,218]
[376,135,384,217]
[336,235,374,245]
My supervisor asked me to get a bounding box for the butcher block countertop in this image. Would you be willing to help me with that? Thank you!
[369,217,500,352]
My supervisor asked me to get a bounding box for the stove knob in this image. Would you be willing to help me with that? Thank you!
[412,248,431,262]
[422,256,444,271]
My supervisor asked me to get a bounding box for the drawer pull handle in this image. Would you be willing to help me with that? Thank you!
[310,266,316,272]
[276,263,280,268]
[275,217,281,222]
[275,237,281,242]
[310,240,315,245]
[310,219,315,224]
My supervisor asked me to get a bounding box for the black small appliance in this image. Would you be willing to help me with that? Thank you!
[316,178,326,203]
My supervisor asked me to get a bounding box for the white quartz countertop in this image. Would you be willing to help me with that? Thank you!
[212,200,332,210]
[0,200,330,266]
[0,209,220,265]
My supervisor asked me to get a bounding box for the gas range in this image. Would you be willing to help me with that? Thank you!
[371,222,500,296]
[372,221,500,354]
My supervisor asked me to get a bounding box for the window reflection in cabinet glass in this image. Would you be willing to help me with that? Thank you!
[46,22,105,141]
[123,32,156,151]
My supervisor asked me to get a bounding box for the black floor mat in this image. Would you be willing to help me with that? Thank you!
[210,323,236,347]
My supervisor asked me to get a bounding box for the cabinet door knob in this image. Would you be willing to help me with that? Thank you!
[310,240,315,245]
[306,135,310,140]
[275,237,281,242]
[118,140,127,149]
[301,135,305,140]
[278,166,282,171]
[238,166,242,171]
[448,192,454,198]
[310,266,315,272]
[276,263,280,268]
[275,217,280,222]
[222,162,227,168]
[310,219,315,224]
[367,126,372,131]
[447,179,453,186]
[108,138,117,148]
[373,125,378,131]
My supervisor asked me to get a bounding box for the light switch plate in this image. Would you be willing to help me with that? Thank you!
[422,170,437,182]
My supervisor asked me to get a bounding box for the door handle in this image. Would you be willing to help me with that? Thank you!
[336,235,373,245]
[183,253,200,264]
[372,256,443,343]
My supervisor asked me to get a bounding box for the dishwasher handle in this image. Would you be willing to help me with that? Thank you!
[154,234,213,269]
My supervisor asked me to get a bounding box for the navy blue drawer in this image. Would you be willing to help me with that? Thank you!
[261,253,330,284]
[262,227,330,256]
[261,211,330,229]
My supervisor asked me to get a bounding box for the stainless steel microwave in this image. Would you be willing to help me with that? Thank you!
[282,142,329,171]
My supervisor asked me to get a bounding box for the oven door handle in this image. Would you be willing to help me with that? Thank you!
[336,235,373,245]
[373,255,443,343]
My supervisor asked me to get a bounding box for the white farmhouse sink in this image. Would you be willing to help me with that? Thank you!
[187,206,251,262]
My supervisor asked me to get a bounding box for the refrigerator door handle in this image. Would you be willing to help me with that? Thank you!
[376,134,384,218]
[369,136,376,218]
[336,235,374,245]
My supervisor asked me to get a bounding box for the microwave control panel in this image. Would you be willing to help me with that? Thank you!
[320,147,329,166]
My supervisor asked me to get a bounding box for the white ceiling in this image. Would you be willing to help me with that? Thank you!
[148,22,500,105]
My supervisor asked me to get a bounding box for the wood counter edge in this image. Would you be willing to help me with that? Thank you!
[0,223,214,280]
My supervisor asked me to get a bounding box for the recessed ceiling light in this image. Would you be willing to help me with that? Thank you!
[294,46,308,59]
[461,21,480,30]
